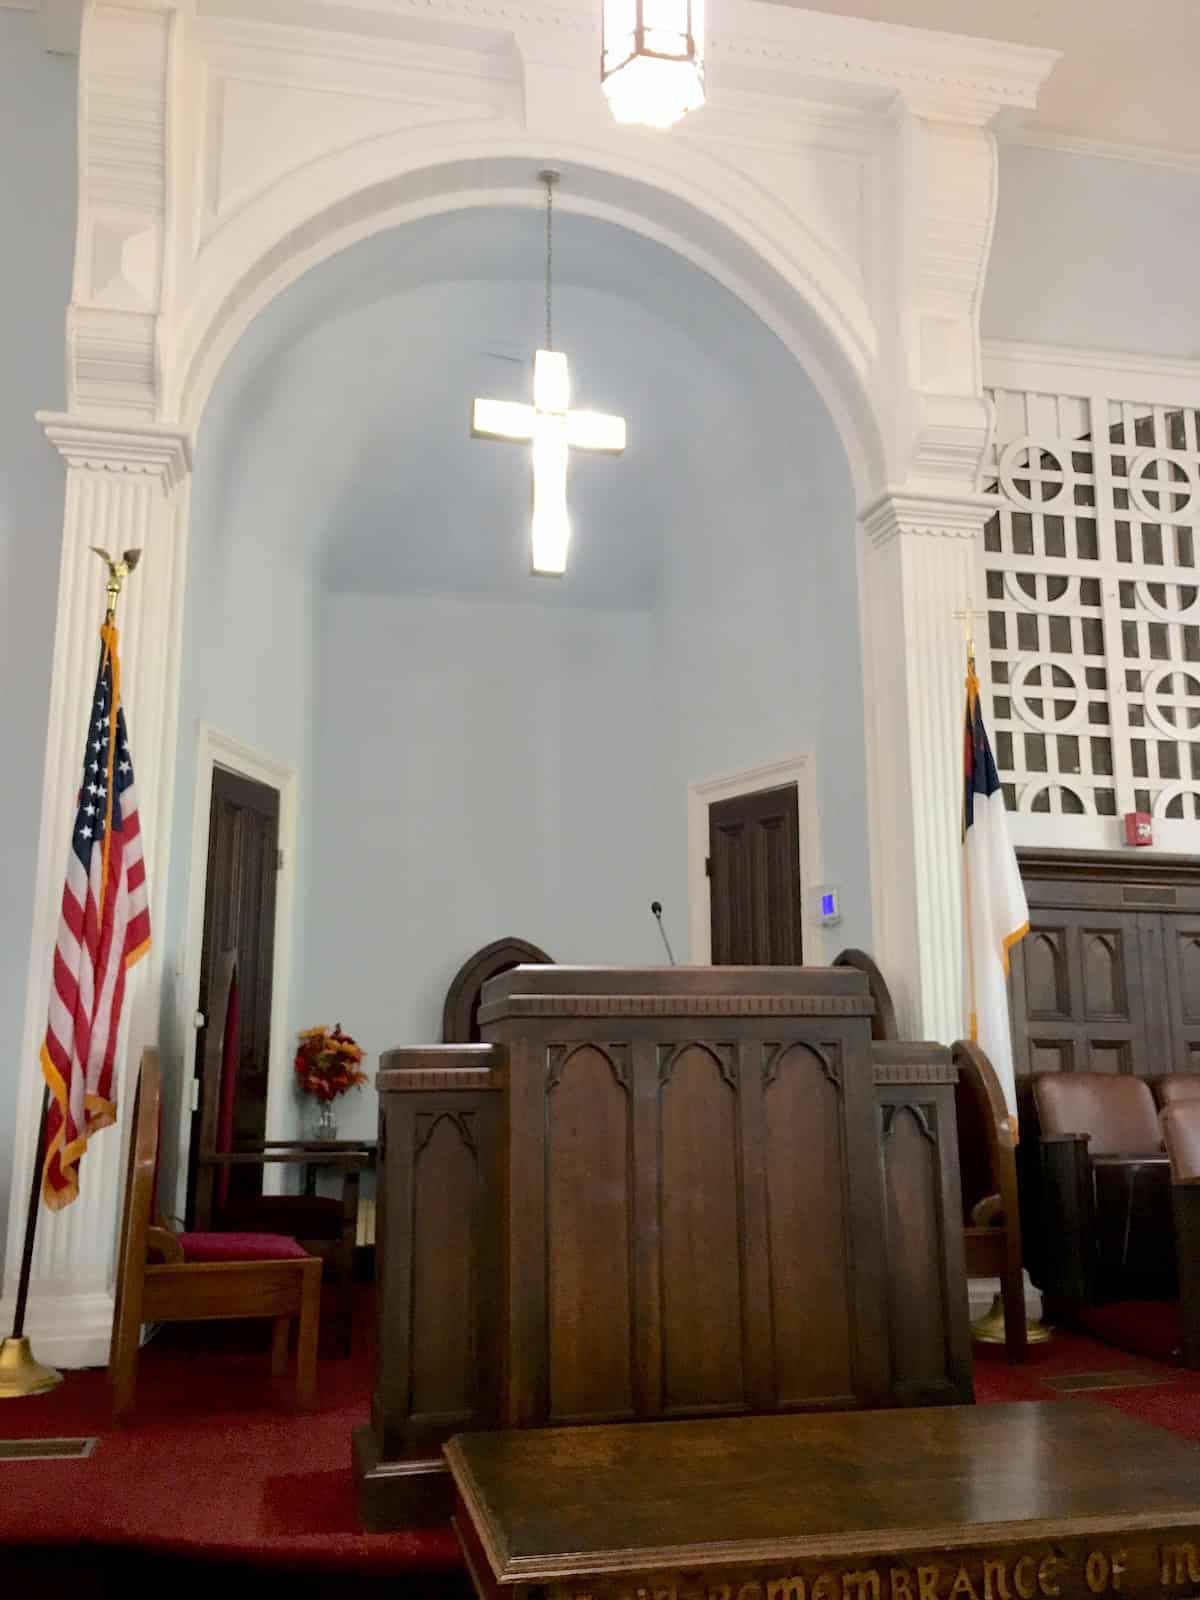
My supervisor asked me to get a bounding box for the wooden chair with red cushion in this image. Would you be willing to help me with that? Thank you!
[193,951,368,1356]
[109,1048,322,1421]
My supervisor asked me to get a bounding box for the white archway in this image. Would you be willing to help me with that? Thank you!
[172,146,885,500]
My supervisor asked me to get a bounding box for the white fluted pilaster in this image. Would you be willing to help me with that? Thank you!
[0,417,191,1367]
[857,490,992,1044]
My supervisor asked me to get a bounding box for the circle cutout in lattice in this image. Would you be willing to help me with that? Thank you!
[1140,664,1200,739]
[1019,781,1089,816]
[998,439,1070,511]
[1009,655,1089,733]
[1133,580,1200,625]
[1004,571,1080,613]
[1128,451,1199,521]
[1152,782,1200,821]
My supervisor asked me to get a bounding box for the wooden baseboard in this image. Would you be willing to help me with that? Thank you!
[352,1424,454,1530]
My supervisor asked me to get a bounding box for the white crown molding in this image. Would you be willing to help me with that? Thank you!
[710,3,1059,122]
[198,0,1057,120]
[982,339,1200,404]
[38,412,194,489]
[859,488,995,548]
[997,123,1200,179]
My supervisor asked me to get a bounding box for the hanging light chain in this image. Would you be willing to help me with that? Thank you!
[540,168,559,352]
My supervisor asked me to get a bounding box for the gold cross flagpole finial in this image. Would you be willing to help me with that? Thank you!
[952,601,988,675]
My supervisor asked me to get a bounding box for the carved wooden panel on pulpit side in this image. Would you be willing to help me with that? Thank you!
[545,1044,635,1423]
[658,1043,746,1414]
[877,1086,972,1406]
[762,1042,854,1406]
[410,1112,478,1421]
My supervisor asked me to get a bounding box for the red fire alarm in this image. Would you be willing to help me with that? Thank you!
[1124,811,1153,847]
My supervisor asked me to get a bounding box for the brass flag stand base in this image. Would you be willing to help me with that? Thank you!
[0,1082,64,1400]
[971,1292,1053,1346]
[0,1336,62,1399]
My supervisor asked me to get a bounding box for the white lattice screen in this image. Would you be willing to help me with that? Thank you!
[984,386,1200,827]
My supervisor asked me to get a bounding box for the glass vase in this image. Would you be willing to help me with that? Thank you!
[312,1099,338,1141]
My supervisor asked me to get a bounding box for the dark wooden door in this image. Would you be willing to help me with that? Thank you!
[187,767,280,1216]
[708,783,803,964]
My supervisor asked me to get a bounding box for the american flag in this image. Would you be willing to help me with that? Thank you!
[40,621,150,1210]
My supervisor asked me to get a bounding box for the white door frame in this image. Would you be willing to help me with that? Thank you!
[687,753,824,966]
[174,723,298,1218]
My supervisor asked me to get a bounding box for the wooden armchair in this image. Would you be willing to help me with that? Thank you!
[110,1049,322,1421]
[442,936,553,1043]
[953,1039,1028,1362]
[834,947,1029,1361]
[193,951,369,1356]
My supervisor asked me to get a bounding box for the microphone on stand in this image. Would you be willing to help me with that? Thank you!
[650,901,677,966]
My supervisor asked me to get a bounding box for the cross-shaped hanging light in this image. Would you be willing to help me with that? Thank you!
[471,171,627,577]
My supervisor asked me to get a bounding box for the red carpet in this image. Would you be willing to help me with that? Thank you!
[1069,1300,1184,1366]
[4,1290,1200,1587]
[0,1291,460,1586]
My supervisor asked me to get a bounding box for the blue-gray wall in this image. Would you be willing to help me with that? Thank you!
[985,145,1200,357]
[0,16,76,1278]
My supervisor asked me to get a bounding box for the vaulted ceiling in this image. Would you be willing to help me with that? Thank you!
[192,206,852,609]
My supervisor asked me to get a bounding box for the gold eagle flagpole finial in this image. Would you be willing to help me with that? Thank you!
[90,547,142,621]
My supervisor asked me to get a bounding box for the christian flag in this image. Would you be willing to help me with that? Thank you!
[40,620,150,1209]
[963,655,1029,1118]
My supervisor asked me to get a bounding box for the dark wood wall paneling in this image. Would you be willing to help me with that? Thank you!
[1011,850,1200,1096]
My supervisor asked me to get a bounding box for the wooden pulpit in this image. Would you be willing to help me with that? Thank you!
[354,966,971,1529]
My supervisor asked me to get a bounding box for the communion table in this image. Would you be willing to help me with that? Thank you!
[354,966,972,1530]
[446,1402,1200,1600]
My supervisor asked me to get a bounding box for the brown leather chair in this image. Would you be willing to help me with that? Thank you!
[1152,1074,1200,1109]
[1162,1102,1200,1368]
[1033,1073,1175,1306]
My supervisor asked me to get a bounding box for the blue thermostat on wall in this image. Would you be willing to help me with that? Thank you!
[817,887,842,926]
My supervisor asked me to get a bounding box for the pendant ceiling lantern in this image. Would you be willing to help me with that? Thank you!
[601,0,705,129]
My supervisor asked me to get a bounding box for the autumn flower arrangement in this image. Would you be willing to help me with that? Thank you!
[294,1024,368,1103]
